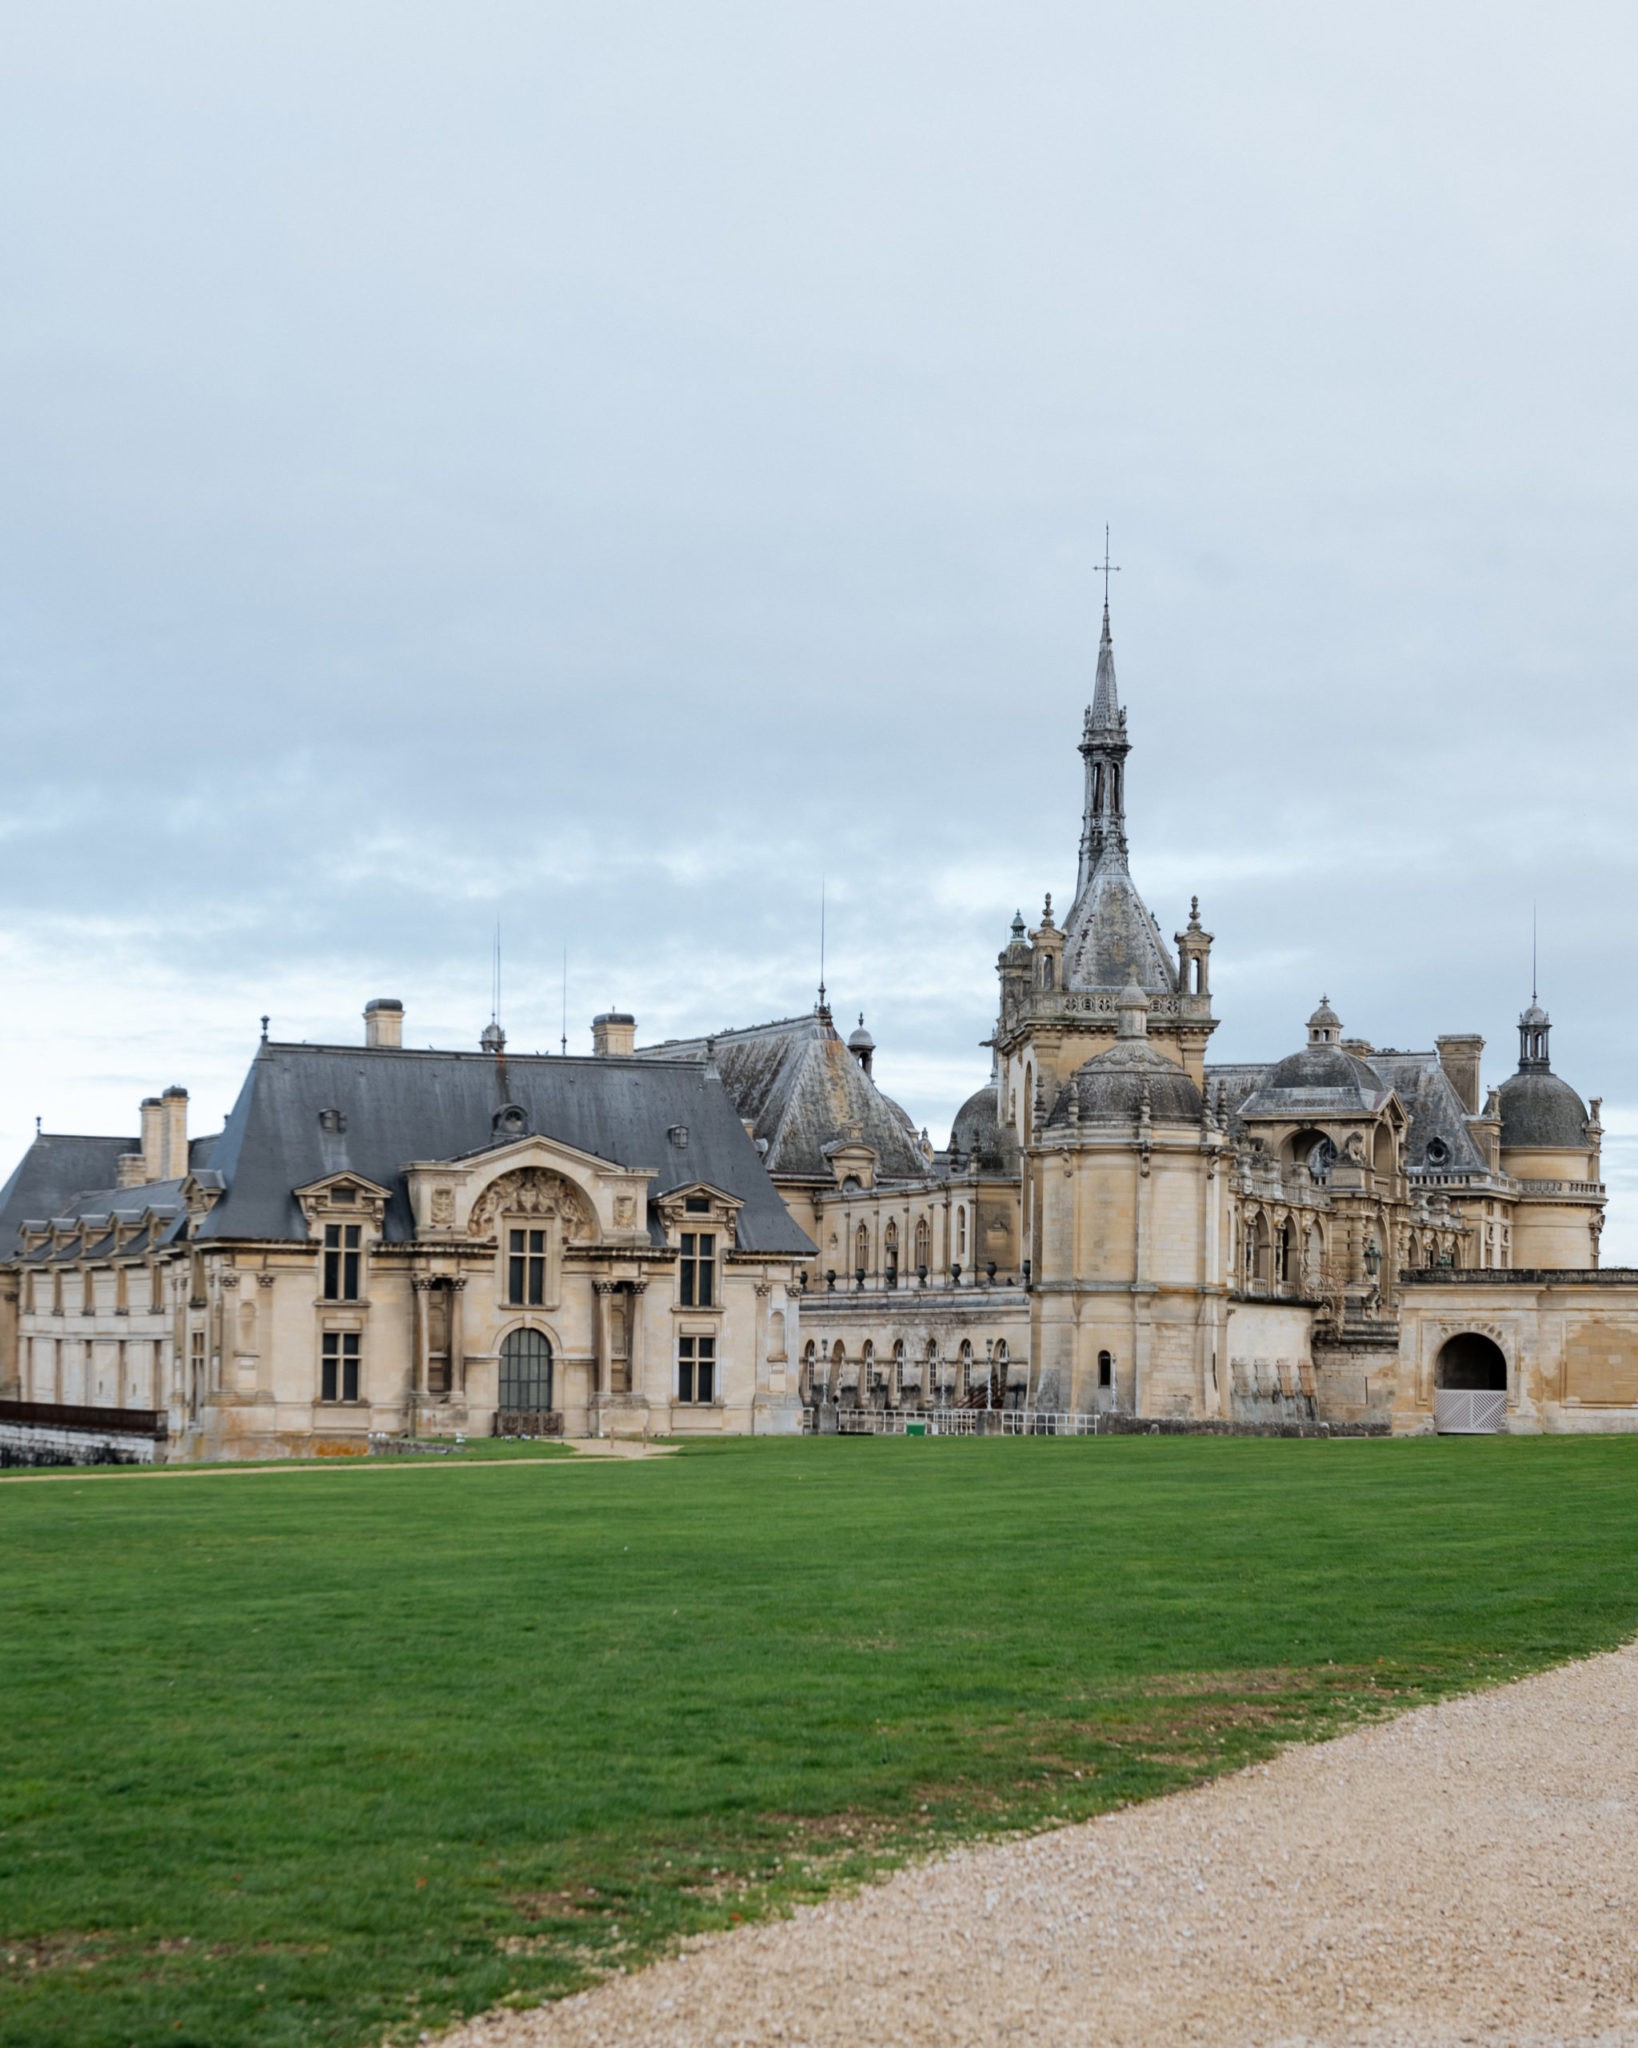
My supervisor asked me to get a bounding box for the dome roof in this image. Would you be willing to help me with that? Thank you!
[847,1014,875,1054]
[949,1085,1016,1171]
[1048,1041,1203,1129]
[1267,1044,1384,1094]
[1498,1068,1589,1151]
[1308,996,1342,1034]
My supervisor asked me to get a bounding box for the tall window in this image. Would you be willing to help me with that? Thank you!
[321,1331,360,1401]
[508,1228,547,1305]
[1098,1349,1113,1388]
[322,1223,361,1301]
[677,1333,715,1403]
[914,1217,930,1269]
[499,1327,553,1410]
[679,1232,715,1308]
[854,1222,869,1274]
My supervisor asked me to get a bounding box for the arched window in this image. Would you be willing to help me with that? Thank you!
[855,1221,869,1274]
[499,1327,553,1412]
[1275,1220,1292,1285]
[914,1216,930,1270]
[1098,1348,1113,1388]
[957,1207,967,1256]
[884,1221,898,1285]
[863,1340,877,1385]
[1040,955,1055,990]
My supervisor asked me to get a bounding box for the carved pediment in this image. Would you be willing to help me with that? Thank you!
[467,1168,595,1242]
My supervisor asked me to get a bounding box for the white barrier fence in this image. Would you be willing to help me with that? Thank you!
[830,1407,1101,1437]
[1434,1388,1508,1435]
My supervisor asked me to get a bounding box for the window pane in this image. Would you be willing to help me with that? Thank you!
[342,1251,360,1299]
[343,1334,360,1402]
[527,1259,544,1306]
[528,1231,545,1254]
[698,1235,715,1308]
[323,1252,339,1298]
[499,1327,553,1409]
[321,1334,338,1401]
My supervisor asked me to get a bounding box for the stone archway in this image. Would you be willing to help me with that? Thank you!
[1433,1332,1508,1433]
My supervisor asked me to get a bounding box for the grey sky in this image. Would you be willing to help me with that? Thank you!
[6,3,1638,1247]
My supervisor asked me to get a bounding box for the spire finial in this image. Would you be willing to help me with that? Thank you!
[1097,523,1121,627]
[817,879,828,1017]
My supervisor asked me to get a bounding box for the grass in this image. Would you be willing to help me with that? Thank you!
[4,1433,1638,2046]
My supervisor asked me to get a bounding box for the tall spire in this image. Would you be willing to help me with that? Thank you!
[1076,595,1130,891]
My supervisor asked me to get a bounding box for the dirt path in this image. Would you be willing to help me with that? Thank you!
[442,1639,1638,2048]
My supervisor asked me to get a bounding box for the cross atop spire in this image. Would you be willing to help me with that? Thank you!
[1096,523,1121,621]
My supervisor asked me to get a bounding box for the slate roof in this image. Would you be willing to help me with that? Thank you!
[1497,1068,1590,1151]
[641,1013,929,1183]
[1210,1051,1490,1177]
[1368,1054,1489,1173]
[949,1083,1018,1174]
[0,1135,212,1255]
[1060,860,1179,993]
[0,1045,813,1259]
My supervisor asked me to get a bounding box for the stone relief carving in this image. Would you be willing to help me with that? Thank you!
[467,1169,594,1241]
[430,1188,454,1227]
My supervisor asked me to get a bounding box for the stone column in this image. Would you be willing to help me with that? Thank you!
[591,1281,613,1399]
[410,1277,430,1417]
[628,1278,648,1401]
[449,1277,467,1395]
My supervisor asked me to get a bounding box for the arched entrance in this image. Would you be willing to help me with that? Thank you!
[1433,1332,1507,1433]
[498,1327,554,1425]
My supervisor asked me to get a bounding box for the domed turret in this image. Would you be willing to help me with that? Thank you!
[1498,1001,1589,1152]
[1264,997,1383,1096]
[949,1085,1016,1172]
[1047,979,1203,1128]
[847,1014,875,1078]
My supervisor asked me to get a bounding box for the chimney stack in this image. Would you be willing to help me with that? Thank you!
[1435,1034,1485,1117]
[591,1012,636,1057]
[364,998,405,1049]
[161,1086,189,1180]
[140,1097,164,1182]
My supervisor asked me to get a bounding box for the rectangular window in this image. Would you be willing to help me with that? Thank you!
[678,1232,715,1308]
[507,1228,547,1305]
[677,1334,715,1404]
[322,1224,362,1301]
[321,1331,361,1402]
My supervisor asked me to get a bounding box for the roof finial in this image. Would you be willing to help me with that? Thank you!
[260,1014,269,1043]
[817,878,829,1018]
[1097,523,1121,631]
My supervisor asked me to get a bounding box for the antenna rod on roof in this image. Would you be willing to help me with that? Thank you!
[561,947,568,1057]
[492,922,502,1029]
[1532,900,1538,1005]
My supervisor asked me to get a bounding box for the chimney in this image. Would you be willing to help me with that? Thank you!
[116,1151,147,1189]
[364,998,404,1049]
[161,1086,189,1180]
[1435,1034,1484,1117]
[592,1012,636,1057]
[140,1097,164,1181]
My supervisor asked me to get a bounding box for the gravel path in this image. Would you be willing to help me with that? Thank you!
[440,1639,1638,2048]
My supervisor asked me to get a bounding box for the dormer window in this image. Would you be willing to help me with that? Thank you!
[323,1223,362,1301]
[330,1183,356,1203]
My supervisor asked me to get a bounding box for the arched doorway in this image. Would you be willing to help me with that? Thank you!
[499,1327,554,1419]
[1433,1332,1507,1434]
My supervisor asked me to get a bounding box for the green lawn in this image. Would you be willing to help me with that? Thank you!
[4,1434,1638,2047]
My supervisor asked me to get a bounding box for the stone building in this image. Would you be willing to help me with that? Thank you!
[0,1013,810,1459]
[0,595,1630,1457]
